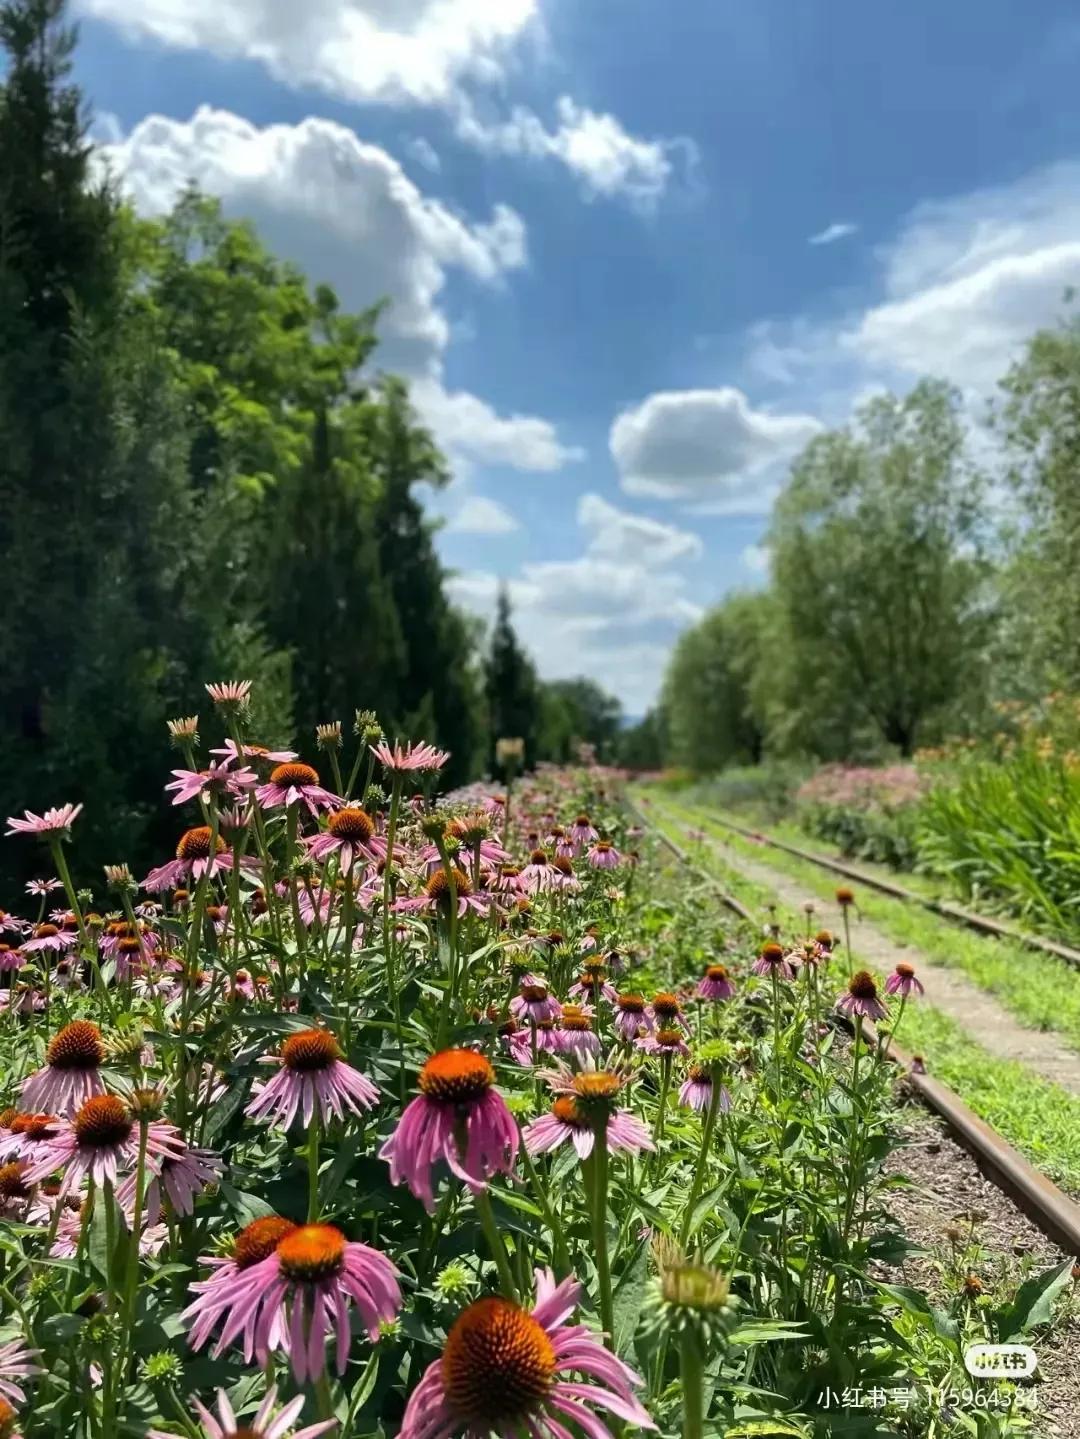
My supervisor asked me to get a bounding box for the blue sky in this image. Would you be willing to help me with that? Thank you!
[74,0,1080,713]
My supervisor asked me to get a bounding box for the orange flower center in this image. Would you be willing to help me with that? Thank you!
[617,993,645,1013]
[425,867,472,902]
[117,936,143,954]
[520,984,548,1002]
[47,1021,104,1071]
[652,992,681,1018]
[552,856,573,876]
[687,1063,712,1084]
[848,970,879,1001]
[572,1071,621,1102]
[270,762,320,788]
[528,850,548,866]
[561,1015,592,1033]
[442,1297,556,1423]
[575,814,591,827]
[552,1096,588,1128]
[0,1161,29,1198]
[815,931,833,948]
[34,923,59,939]
[705,964,729,982]
[760,943,785,964]
[276,1223,346,1282]
[655,1028,684,1048]
[281,1029,341,1073]
[328,807,375,842]
[836,887,855,906]
[232,1216,298,1269]
[0,1398,15,1438]
[176,826,226,861]
[895,962,915,979]
[74,1095,133,1148]
[419,1050,493,1104]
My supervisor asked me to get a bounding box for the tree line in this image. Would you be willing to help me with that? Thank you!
[633,335,1080,773]
[0,0,624,885]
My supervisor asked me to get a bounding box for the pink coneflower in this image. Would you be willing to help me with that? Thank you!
[50,1199,167,1259]
[507,1022,561,1066]
[509,976,562,1025]
[568,968,618,1005]
[0,943,23,972]
[205,680,252,705]
[371,740,450,773]
[648,992,690,1034]
[379,1050,518,1211]
[398,867,489,918]
[165,762,257,807]
[211,739,298,766]
[885,962,925,998]
[21,919,78,955]
[148,1386,334,1439]
[569,814,599,850]
[751,943,796,982]
[557,1010,602,1059]
[186,1222,400,1382]
[304,806,382,874]
[491,864,525,895]
[25,878,62,896]
[696,963,736,1002]
[0,1336,41,1408]
[520,849,556,893]
[255,762,338,817]
[142,825,259,893]
[587,840,621,870]
[246,1029,379,1130]
[21,1095,186,1195]
[538,1058,655,1153]
[524,1085,654,1160]
[638,1027,690,1059]
[613,992,651,1042]
[5,803,82,838]
[20,1022,105,1115]
[184,1216,298,1358]
[836,970,890,1022]
[679,1064,733,1114]
[399,1267,655,1439]
[117,1144,222,1225]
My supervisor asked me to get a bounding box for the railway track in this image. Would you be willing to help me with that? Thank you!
[657,797,1080,973]
[629,791,1080,1256]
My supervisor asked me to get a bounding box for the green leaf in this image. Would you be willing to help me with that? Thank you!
[997,1258,1074,1340]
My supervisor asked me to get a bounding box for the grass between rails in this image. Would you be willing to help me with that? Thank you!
[639,788,1080,1195]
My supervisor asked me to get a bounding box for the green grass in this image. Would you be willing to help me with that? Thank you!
[640,790,1080,1194]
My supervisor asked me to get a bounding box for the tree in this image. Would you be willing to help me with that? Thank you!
[995,312,1080,697]
[617,709,666,771]
[537,678,622,764]
[485,586,539,771]
[0,0,196,880]
[661,593,773,772]
[769,381,993,757]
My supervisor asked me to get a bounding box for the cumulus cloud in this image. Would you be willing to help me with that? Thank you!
[405,136,441,172]
[609,387,822,510]
[446,493,705,709]
[445,494,519,534]
[99,106,578,472]
[76,0,541,109]
[452,95,697,209]
[808,221,858,246]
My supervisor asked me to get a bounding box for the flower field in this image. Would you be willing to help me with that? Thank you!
[0,687,1066,1439]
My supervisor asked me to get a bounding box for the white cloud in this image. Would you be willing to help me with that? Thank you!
[610,387,822,510]
[405,135,441,172]
[808,221,858,246]
[446,493,705,709]
[842,167,1080,389]
[76,0,541,109]
[452,95,696,209]
[446,494,519,534]
[99,106,577,472]
[576,492,702,567]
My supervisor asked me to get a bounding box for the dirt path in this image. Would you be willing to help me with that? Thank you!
[683,817,1080,1098]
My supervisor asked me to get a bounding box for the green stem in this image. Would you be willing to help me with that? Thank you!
[474,1187,517,1300]
[307,1120,321,1223]
[587,1121,614,1347]
[679,1330,706,1439]
[679,1080,721,1247]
